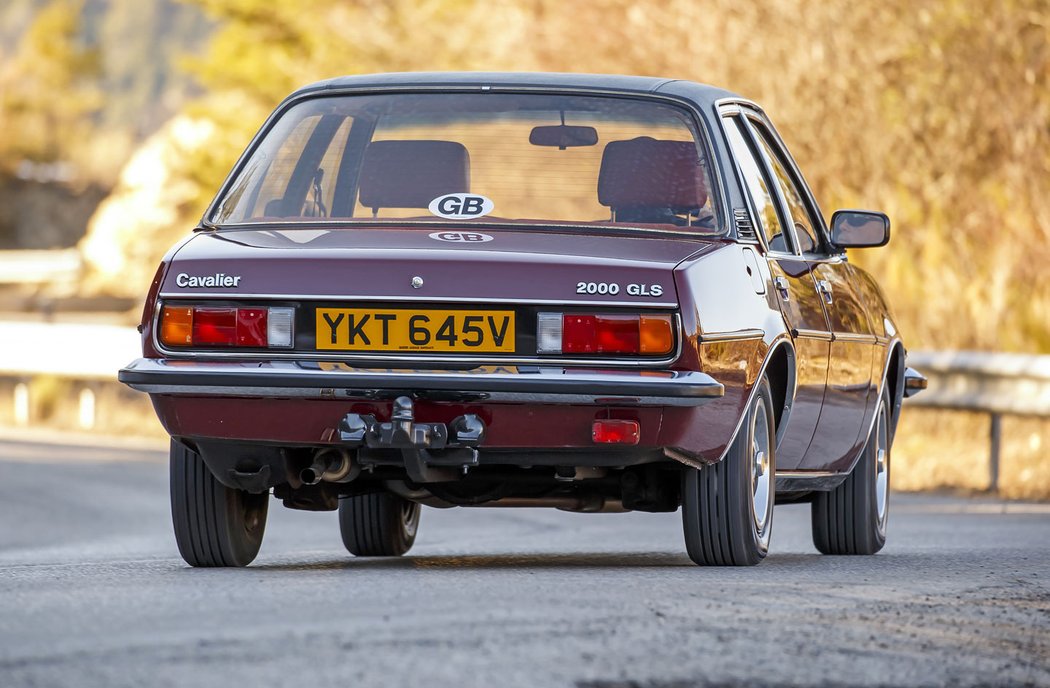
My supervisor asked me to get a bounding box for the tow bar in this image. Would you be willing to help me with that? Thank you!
[337,396,485,483]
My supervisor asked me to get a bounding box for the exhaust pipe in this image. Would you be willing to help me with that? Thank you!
[300,448,359,485]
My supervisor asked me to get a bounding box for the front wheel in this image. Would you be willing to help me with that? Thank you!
[339,492,420,557]
[170,440,268,567]
[811,388,891,555]
[681,377,776,566]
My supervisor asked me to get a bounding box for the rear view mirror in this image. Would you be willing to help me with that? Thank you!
[529,125,598,149]
[830,210,890,248]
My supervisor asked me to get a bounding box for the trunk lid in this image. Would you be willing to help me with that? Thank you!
[163,226,724,305]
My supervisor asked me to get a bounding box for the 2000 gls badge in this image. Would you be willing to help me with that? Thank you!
[119,72,927,567]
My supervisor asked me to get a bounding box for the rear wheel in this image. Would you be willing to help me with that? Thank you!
[339,492,421,557]
[170,440,268,567]
[681,378,775,566]
[811,388,891,555]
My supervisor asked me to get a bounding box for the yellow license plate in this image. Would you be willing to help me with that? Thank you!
[315,308,515,352]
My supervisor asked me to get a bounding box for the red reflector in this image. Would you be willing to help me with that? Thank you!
[563,315,598,353]
[189,307,269,347]
[236,308,268,347]
[192,308,238,345]
[592,419,640,445]
[563,314,641,354]
[595,315,640,353]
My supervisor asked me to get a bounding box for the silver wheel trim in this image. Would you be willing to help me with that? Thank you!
[874,401,890,533]
[750,400,773,547]
[402,501,419,538]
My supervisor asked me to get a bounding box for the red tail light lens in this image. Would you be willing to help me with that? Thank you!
[592,419,640,445]
[192,308,238,345]
[160,305,292,348]
[541,313,673,355]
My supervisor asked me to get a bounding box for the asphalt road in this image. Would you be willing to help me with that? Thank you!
[1,438,1048,688]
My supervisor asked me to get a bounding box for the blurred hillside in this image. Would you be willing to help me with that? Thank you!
[4,0,1049,355]
[0,0,210,248]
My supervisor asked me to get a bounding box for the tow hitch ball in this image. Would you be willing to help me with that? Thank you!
[337,396,486,483]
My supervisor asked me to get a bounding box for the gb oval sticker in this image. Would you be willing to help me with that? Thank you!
[428,193,494,220]
[428,231,493,243]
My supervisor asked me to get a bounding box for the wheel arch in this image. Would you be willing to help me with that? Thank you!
[883,342,907,440]
[764,339,797,449]
[713,335,796,464]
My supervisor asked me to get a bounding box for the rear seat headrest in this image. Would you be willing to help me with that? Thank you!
[358,140,470,211]
[597,137,707,211]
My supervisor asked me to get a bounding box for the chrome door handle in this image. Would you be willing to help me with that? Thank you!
[817,279,833,304]
[773,276,790,301]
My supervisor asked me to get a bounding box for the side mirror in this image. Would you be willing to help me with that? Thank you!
[830,210,890,248]
[529,125,598,149]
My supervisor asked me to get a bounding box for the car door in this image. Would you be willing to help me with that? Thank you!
[720,111,831,471]
[745,116,877,472]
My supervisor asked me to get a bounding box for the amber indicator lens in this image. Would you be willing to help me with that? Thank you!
[639,315,674,354]
[538,313,674,355]
[159,305,193,346]
[160,305,291,348]
[592,419,640,445]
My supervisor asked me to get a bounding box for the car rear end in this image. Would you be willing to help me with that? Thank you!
[120,85,729,522]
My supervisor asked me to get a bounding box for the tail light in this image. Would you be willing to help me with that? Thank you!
[536,313,674,355]
[159,304,294,348]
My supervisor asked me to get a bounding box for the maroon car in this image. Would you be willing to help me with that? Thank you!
[119,72,926,567]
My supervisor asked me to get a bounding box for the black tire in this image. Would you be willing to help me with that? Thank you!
[169,440,268,567]
[811,388,891,555]
[339,492,420,557]
[681,377,776,566]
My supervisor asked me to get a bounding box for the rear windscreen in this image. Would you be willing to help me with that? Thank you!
[210,92,719,234]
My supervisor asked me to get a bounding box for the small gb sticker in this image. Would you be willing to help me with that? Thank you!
[428,193,494,220]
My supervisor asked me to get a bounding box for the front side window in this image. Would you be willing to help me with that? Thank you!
[211,93,719,234]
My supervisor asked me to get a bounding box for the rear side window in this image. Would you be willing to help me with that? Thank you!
[723,116,788,252]
[210,92,720,235]
[749,120,823,254]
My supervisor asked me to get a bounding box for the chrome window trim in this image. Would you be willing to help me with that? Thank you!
[151,300,685,368]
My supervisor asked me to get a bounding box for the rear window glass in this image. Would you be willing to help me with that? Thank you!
[210,92,719,234]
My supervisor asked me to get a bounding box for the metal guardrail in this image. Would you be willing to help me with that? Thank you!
[905,350,1050,491]
[0,250,82,286]
[0,322,1046,490]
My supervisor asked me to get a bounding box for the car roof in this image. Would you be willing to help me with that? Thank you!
[292,72,741,108]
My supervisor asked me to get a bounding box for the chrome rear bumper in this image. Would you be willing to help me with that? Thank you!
[118,358,724,407]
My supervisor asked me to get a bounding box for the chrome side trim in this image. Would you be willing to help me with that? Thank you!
[792,328,833,341]
[792,329,878,344]
[833,331,879,344]
[698,328,765,343]
[774,470,848,492]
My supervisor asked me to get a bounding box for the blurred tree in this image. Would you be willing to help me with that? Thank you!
[0,0,102,172]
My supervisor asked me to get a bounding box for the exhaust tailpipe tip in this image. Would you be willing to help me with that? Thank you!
[300,448,358,486]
